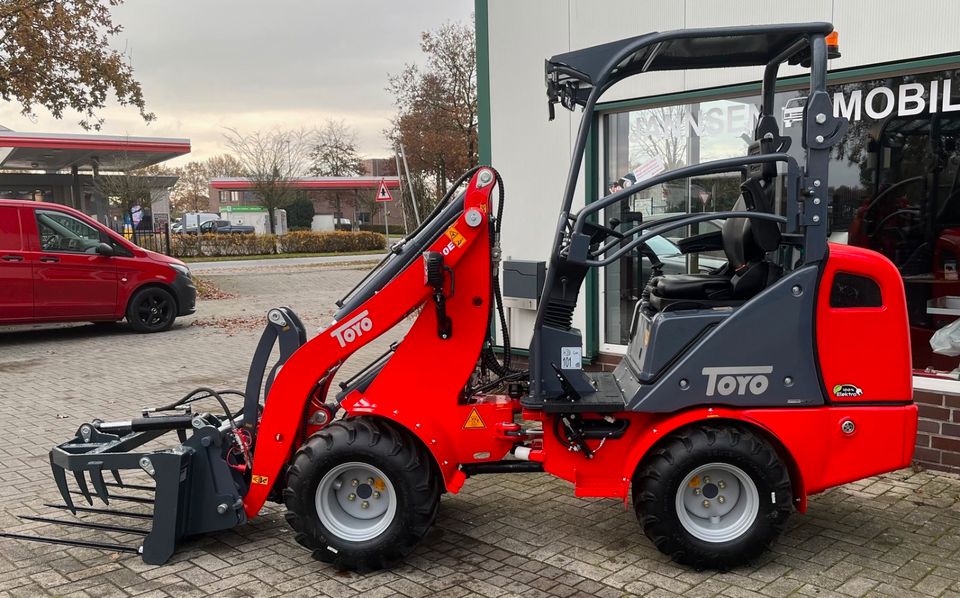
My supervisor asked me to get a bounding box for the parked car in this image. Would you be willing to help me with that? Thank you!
[0,200,196,332]
[196,220,256,234]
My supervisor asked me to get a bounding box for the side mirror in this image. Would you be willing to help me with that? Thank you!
[96,242,115,257]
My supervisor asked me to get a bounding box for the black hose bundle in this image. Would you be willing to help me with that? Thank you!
[479,169,527,383]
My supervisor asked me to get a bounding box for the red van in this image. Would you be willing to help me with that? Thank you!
[0,200,196,332]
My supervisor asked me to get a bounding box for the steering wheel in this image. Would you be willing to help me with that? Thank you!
[43,234,61,250]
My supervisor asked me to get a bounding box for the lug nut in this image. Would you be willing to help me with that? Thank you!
[703,476,710,484]
[367,477,375,485]
[373,491,381,499]
[351,479,359,487]
[361,501,369,509]
[718,496,726,504]
[347,493,356,501]
[718,480,726,489]
[693,488,702,496]
[702,500,711,508]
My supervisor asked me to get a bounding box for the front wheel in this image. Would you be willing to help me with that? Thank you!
[633,424,792,569]
[283,417,440,571]
[126,287,177,332]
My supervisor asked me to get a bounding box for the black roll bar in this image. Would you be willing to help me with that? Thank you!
[585,211,788,267]
[572,153,800,235]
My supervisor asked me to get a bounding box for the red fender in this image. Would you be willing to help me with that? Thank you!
[243,170,496,518]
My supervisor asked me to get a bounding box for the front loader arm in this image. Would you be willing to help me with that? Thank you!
[243,169,496,518]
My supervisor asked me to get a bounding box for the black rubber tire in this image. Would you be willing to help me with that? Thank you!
[283,417,440,571]
[632,423,792,570]
[126,286,177,333]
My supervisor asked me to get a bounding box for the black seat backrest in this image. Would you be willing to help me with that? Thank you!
[721,177,781,269]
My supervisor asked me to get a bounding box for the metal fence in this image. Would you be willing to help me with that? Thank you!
[109,224,171,256]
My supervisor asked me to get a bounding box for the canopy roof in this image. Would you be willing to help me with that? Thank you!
[546,22,833,109]
[0,131,191,172]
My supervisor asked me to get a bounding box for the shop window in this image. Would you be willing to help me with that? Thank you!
[601,64,960,373]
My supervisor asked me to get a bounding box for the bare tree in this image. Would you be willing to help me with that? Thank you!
[205,153,247,178]
[310,119,366,226]
[170,161,208,215]
[310,119,365,177]
[224,128,311,233]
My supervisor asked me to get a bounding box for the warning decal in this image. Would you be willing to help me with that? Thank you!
[446,226,466,248]
[252,475,270,486]
[463,408,485,429]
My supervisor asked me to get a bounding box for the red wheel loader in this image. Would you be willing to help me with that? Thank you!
[3,23,918,571]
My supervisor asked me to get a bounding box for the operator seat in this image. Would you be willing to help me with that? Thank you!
[648,177,782,312]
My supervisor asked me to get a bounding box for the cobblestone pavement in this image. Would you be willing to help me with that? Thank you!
[0,263,959,597]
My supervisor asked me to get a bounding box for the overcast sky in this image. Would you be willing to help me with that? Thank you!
[0,0,473,165]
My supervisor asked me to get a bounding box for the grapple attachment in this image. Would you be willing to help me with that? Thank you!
[1,410,247,564]
[1,307,308,565]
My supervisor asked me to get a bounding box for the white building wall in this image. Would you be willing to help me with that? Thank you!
[486,0,960,344]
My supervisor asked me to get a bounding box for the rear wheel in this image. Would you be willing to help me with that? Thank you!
[283,417,440,571]
[126,287,177,332]
[633,424,792,569]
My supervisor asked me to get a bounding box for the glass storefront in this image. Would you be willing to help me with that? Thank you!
[601,62,960,372]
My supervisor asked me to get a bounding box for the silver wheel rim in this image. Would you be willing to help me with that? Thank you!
[675,462,759,543]
[315,462,397,542]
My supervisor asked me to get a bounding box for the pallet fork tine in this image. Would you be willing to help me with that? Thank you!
[0,532,140,554]
[104,482,154,492]
[70,491,153,505]
[42,503,153,520]
[17,515,147,536]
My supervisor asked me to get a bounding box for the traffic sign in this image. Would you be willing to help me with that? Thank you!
[375,179,393,202]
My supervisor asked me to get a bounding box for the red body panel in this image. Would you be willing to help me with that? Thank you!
[0,200,188,324]
[816,243,912,402]
[533,404,916,505]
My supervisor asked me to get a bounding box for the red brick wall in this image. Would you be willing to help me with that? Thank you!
[914,390,960,474]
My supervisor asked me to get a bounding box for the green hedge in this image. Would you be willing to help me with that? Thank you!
[337,223,402,235]
[170,231,385,258]
[280,231,386,253]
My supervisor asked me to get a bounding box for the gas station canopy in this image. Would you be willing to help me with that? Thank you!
[0,131,191,172]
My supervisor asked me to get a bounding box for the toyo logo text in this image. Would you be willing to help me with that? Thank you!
[330,310,373,347]
[702,366,773,397]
